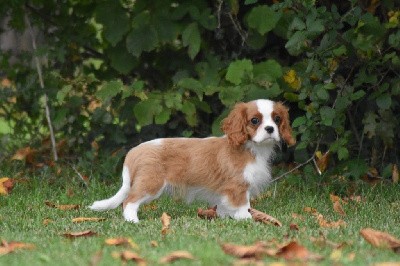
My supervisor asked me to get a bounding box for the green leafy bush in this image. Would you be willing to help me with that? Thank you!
[0,0,399,172]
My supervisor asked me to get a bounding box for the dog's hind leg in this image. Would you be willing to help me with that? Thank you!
[122,178,166,223]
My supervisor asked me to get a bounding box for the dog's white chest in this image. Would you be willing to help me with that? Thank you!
[243,145,273,196]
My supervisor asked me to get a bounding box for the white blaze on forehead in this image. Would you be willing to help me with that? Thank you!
[252,99,280,143]
[255,99,274,118]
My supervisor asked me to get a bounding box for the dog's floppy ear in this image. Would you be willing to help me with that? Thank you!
[221,103,249,146]
[273,102,296,146]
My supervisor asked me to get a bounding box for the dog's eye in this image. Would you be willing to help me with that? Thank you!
[250,117,260,125]
[274,116,281,125]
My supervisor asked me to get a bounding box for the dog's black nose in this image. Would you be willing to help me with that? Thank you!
[265,126,274,134]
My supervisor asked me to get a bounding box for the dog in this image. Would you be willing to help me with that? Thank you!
[89,99,296,222]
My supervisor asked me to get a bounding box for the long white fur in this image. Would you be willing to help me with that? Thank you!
[89,166,131,211]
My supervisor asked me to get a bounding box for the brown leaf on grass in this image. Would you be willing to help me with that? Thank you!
[113,250,146,266]
[330,194,346,216]
[289,223,299,231]
[62,230,97,238]
[303,207,318,214]
[0,240,35,255]
[150,240,158,247]
[361,168,383,184]
[197,206,217,220]
[291,213,304,220]
[249,208,282,227]
[343,195,365,203]
[392,164,399,184]
[11,147,35,163]
[72,217,106,223]
[360,228,400,253]
[316,214,346,228]
[0,177,14,195]
[275,241,324,261]
[161,212,171,235]
[333,201,346,216]
[304,206,346,228]
[159,250,195,264]
[45,201,80,210]
[315,150,330,173]
[105,238,138,249]
[42,218,54,225]
[221,241,272,259]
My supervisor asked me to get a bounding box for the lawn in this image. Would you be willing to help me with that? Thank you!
[0,161,399,265]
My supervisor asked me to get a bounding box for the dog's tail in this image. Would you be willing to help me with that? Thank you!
[89,166,131,211]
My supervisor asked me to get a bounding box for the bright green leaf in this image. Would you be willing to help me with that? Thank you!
[95,2,130,46]
[126,25,158,57]
[247,5,281,35]
[182,23,201,59]
[219,86,244,105]
[133,99,162,126]
[320,106,335,126]
[96,80,123,101]
[225,59,253,85]
[253,60,282,80]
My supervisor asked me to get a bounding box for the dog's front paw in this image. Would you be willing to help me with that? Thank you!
[233,209,252,220]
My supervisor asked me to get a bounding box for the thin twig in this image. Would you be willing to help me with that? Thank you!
[270,139,321,183]
[25,11,58,162]
[71,165,88,187]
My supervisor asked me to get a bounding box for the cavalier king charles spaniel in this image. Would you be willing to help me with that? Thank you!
[90,99,296,222]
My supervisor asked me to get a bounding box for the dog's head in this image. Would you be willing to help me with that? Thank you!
[221,99,296,147]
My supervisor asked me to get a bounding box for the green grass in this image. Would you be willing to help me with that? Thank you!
[0,162,399,265]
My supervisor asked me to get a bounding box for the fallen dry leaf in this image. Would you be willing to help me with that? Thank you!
[45,201,80,210]
[343,195,365,203]
[360,228,400,253]
[142,202,158,211]
[161,212,171,235]
[316,214,346,228]
[113,250,146,266]
[220,241,272,259]
[304,206,346,228]
[62,230,97,238]
[150,240,158,247]
[11,147,35,163]
[333,201,346,216]
[105,238,138,249]
[197,206,217,220]
[72,217,106,223]
[275,241,323,261]
[330,194,346,216]
[159,250,195,263]
[303,207,318,214]
[392,164,399,184]
[315,150,330,173]
[0,240,35,255]
[249,208,282,227]
[291,213,304,220]
[361,168,383,184]
[42,218,54,225]
[289,223,299,231]
[0,177,14,195]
